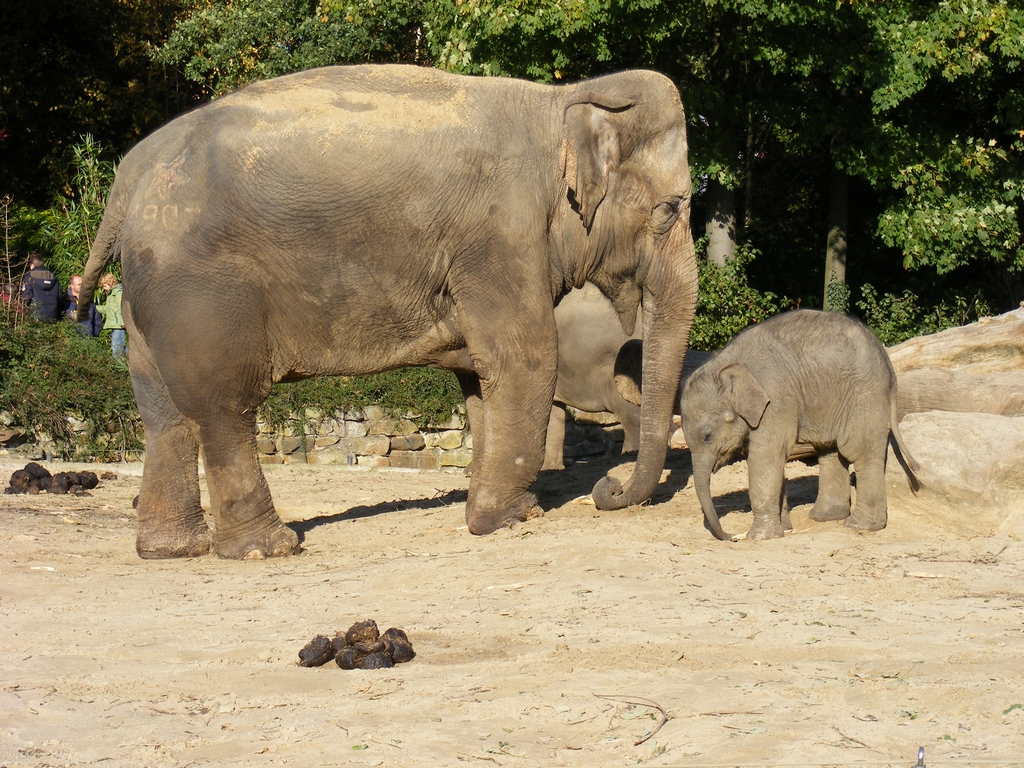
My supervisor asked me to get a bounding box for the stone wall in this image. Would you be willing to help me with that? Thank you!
[0,406,644,466]
[254,405,635,469]
[255,405,473,470]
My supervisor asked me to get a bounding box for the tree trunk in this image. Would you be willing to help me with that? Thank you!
[888,306,1024,419]
[744,103,754,230]
[704,180,736,267]
[823,167,848,312]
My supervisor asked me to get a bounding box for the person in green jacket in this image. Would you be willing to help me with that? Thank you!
[97,274,126,359]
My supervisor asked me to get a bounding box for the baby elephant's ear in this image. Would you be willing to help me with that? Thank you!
[719,363,770,428]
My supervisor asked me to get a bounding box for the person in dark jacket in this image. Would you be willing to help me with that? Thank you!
[20,253,63,323]
[65,274,103,336]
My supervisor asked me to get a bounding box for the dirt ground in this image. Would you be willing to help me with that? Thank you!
[2,449,1023,768]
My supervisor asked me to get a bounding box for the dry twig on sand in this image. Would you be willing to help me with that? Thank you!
[593,693,669,745]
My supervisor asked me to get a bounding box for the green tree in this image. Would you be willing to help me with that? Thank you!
[870,1,1024,275]
[0,0,200,205]
[690,241,784,351]
[140,0,1024,340]
[41,135,116,284]
[155,0,426,96]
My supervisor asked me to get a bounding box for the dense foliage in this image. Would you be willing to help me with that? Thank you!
[856,283,992,347]
[426,0,1024,311]
[261,368,465,429]
[0,0,201,206]
[2,0,1022,450]
[154,0,425,96]
[5,1,1022,315]
[690,242,785,351]
[41,136,118,285]
[0,305,464,457]
[0,315,143,460]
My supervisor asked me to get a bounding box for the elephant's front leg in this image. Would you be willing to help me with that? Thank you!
[745,441,788,541]
[615,399,642,454]
[462,309,557,535]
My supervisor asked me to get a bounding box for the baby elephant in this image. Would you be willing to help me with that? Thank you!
[681,310,919,541]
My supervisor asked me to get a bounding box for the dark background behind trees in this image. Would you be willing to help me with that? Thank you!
[2,0,1022,341]
[0,0,201,206]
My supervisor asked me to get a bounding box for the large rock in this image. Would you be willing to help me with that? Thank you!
[389,450,441,471]
[390,434,426,452]
[886,411,1024,536]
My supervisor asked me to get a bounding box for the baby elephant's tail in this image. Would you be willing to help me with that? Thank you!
[889,395,922,492]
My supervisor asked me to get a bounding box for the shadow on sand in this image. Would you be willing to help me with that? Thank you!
[289,487,469,545]
[288,447,699,544]
[288,451,822,546]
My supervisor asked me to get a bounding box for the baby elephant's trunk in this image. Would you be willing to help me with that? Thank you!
[692,461,731,541]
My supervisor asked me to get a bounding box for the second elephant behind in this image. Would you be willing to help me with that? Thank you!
[546,283,709,469]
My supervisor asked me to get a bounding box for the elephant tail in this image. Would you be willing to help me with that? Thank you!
[889,394,922,492]
[75,183,127,323]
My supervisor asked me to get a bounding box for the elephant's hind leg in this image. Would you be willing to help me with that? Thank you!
[130,332,211,559]
[809,450,852,522]
[845,451,888,532]
[156,318,299,559]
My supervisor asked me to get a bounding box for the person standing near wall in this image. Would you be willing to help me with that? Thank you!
[97,273,126,358]
[20,253,63,323]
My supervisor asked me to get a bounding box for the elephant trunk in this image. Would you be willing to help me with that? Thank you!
[593,234,697,511]
[692,459,730,541]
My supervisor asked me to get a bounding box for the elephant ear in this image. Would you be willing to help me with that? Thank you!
[718,363,770,429]
[613,339,644,407]
[561,93,634,230]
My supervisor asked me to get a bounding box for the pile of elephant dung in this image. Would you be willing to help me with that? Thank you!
[298,619,415,670]
[4,462,101,495]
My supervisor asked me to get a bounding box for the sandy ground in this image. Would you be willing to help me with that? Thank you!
[2,449,1023,768]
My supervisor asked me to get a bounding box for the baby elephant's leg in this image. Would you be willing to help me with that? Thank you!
[746,447,787,540]
[809,450,852,522]
[781,485,792,531]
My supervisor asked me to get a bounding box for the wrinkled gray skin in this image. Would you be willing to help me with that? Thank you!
[77,64,698,559]
[680,310,920,542]
[544,282,644,470]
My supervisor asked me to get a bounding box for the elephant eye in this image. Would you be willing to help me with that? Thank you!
[702,431,712,444]
[651,198,681,234]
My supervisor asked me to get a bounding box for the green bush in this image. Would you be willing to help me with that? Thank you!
[0,309,465,458]
[0,315,143,460]
[856,284,992,346]
[41,135,117,285]
[690,241,786,351]
[260,368,464,429]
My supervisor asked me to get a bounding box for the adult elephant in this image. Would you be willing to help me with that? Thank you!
[77,64,698,560]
